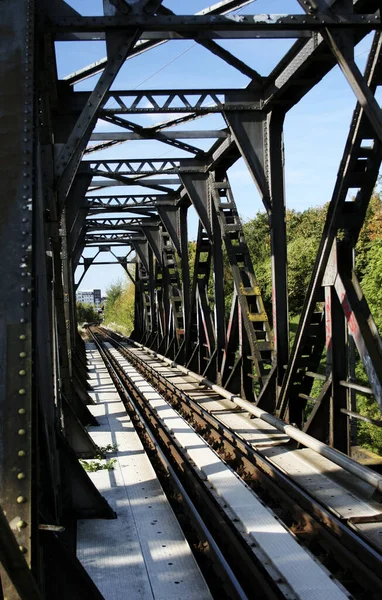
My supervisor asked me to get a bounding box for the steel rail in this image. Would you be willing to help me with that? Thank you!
[87,328,260,600]
[123,337,382,494]
[91,326,372,599]
[131,410,249,600]
[97,327,382,597]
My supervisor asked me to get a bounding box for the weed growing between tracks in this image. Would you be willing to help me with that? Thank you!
[80,443,119,472]
[80,458,117,472]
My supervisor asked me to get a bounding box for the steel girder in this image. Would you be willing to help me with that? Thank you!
[2,0,382,597]
[48,13,381,38]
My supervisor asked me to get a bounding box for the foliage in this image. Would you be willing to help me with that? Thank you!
[104,277,135,334]
[240,205,327,318]
[356,192,382,276]
[76,302,101,325]
[360,238,382,333]
[287,236,320,315]
[80,458,117,472]
[352,359,382,455]
[233,199,382,453]
[79,443,119,472]
[357,399,382,455]
[96,444,119,459]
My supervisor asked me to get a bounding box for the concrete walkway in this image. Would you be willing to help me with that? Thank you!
[76,343,211,600]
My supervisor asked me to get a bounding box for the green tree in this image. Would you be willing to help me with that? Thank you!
[104,277,135,335]
[361,238,382,332]
[287,236,320,315]
[356,192,382,278]
[76,302,100,325]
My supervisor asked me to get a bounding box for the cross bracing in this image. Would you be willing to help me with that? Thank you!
[1,0,382,597]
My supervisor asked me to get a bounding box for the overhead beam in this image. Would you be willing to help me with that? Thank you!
[61,1,263,83]
[67,88,261,114]
[49,14,380,37]
[81,158,208,175]
[89,130,228,140]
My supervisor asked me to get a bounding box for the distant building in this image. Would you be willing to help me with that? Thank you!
[76,289,102,306]
[93,289,102,307]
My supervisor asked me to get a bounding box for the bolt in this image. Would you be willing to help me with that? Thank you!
[19,546,27,554]
[17,472,26,480]
[18,429,26,436]
[18,408,26,415]
[18,450,26,457]
[17,496,26,504]
[17,520,27,529]
[19,370,26,376]
[19,352,27,358]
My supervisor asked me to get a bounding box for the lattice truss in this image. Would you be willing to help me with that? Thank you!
[1,0,382,597]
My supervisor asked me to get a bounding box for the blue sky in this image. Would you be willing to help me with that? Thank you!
[56,1,376,293]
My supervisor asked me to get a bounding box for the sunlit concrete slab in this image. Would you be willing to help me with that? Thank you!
[117,350,349,600]
[261,445,382,520]
[77,343,212,600]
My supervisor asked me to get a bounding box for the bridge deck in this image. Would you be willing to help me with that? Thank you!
[76,343,211,600]
[105,344,350,600]
[126,343,382,551]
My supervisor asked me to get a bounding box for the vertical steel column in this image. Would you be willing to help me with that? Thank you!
[60,209,74,373]
[178,205,190,364]
[133,240,153,344]
[223,108,289,397]
[266,110,289,389]
[210,173,226,384]
[132,262,144,340]
[0,3,36,596]
[186,224,215,373]
[326,285,350,453]
[146,244,157,347]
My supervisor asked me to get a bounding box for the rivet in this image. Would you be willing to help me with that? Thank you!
[19,546,27,554]
[18,450,26,457]
[19,335,26,340]
[17,520,27,529]
[18,429,26,436]
[19,370,26,376]
[17,496,26,504]
[17,472,26,480]
[20,318,26,324]
[19,352,27,358]
[18,408,26,415]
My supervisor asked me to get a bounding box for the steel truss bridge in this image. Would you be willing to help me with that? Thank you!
[1,1,382,599]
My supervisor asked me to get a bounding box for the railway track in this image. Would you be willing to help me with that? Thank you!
[88,325,382,600]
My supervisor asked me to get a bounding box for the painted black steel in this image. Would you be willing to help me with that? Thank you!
[2,0,382,597]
